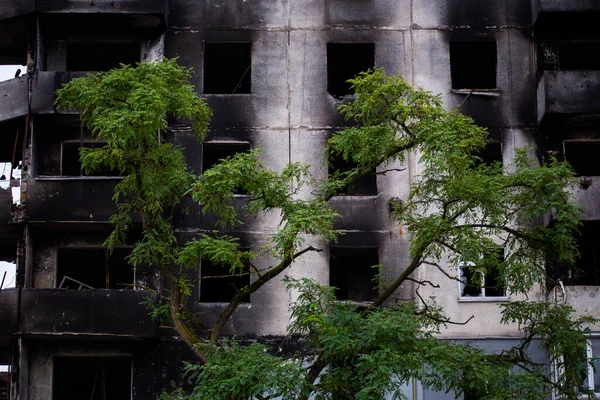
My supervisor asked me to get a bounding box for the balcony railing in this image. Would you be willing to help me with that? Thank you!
[537,71,600,121]
[19,288,156,337]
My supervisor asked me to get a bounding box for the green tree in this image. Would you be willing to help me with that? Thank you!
[56,60,595,399]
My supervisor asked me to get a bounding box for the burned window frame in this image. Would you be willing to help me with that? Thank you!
[563,140,600,177]
[60,139,119,177]
[326,43,375,98]
[65,40,142,72]
[328,153,378,196]
[449,40,498,91]
[199,254,251,304]
[556,40,600,71]
[329,246,380,303]
[202,141,252,195]
[35,116,121,179]
[203,42,252,95]
[55,246,135,290]
[458,261,508,301]
[473,140,503,168]
[52,356,133,400]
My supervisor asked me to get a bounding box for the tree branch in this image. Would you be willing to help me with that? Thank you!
[210,245,323,344]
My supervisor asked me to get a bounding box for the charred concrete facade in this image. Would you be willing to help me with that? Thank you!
[0,1,599,399]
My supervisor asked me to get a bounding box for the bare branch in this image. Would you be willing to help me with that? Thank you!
[375,168,406,175]
[405,277,440,288]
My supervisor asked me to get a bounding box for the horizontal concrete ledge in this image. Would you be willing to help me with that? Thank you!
[0,3,34,22]
[20,289,157,337]
[35,176,122,181]
[0,77,28,123]
[37,0,164,14]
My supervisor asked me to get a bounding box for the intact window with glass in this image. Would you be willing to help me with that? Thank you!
[581,339,600,396]
[554,339,600,398]
[203,43,251,94]
[459,262,507,299]
[450,41,497,90]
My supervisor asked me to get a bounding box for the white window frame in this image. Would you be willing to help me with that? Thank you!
[458,262,509,302]
[580,338,600,398]
[552,337,600,400]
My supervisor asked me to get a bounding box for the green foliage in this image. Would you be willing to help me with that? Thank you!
[179,234,254,274]
[502,301,598,399]
[178,341,307,400]
[57,62,591,400]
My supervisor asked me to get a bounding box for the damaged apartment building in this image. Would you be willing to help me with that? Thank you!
[0,1,600,399]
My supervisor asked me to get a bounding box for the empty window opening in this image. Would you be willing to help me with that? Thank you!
[463,384,487,400]
[202,142,251,172]
[329,247,379,302]
[61,140,118,177]
[327,43,375,98]
[57,248,133,290]
[0,65,25,83]
[328,155,377,196]
[558,42,600,71]
[0,162,21,205]
[459,255,506,298]
[474,141,503,167]
[67,42,140,72]
[200,258,250,303]
[53,357,131,400]
[568,222,600,286]
[0,365,10,400]
[203,43,251,94]
[203,142,251,194]
[564,141,600,176]
[0,261,16,290]
[450,41,497,90]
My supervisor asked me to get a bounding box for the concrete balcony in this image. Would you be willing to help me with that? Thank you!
[569,176,600,220]
[0,77,28,123]
[26,177,119,222]
[330,195,382,232]
[30,71,88,115]
[19,289,156,337]
[0,289,18,336]
[549,285,600,329]
[537,71,600,122]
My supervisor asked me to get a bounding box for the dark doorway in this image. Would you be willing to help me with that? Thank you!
[53,357,132,400]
